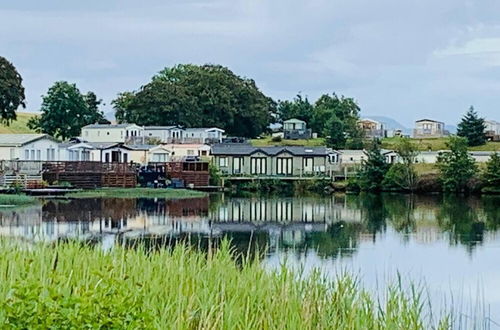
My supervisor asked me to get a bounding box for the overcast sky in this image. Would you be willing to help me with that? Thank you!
[1,0,500,127]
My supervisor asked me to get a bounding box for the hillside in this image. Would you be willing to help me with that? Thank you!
[0,112,38,134]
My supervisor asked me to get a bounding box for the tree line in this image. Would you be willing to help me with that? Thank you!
[0,55,494,149]
[351,136,500,193]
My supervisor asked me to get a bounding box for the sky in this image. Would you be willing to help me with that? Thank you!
[1,0,500,127]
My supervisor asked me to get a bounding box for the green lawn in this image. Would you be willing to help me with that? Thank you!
[0,112,38,134]
[0,194,38,207]
[381,137,500,151]
[66,187,207,199]
[251,136,326,147]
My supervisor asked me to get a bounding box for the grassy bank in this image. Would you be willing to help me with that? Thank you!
[382,137,500,151]
[0,194,37,207]
[0,241,449,329]
[0,112,38,134]
[67,187,206,199]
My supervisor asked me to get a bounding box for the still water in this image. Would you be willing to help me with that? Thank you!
[1,193,499,325]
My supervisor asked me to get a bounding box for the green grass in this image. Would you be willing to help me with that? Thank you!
[0,194,37,207]
[67,187,207,199]
[0,241,450,329]
[251,136,326,147]
[0,112,38,134]
[381,137,500,151]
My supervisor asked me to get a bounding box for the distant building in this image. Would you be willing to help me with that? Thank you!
[184,128,225,144]
[0,134,60,161]
[484,120,500,141]
[143,126,185,143]
[283,118,312,140]
[413,119,448,138]
[81,124,144,143]
[358,119,386,139]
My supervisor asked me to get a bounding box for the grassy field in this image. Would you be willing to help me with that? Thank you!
[0,112,38,134]
[67,187,207,199]
[381,137,500,151]
[0,194,37,207]
[0,241,450,329]
[251,136,326,147]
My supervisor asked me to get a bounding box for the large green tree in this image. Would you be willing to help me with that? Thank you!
[0,56,25,124]
[457,106,486,146]
[437,136,477,192]
[28,81,105,140]
[114,64,275,137]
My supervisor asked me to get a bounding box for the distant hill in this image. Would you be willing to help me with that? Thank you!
[0,112,38,134]
[363,115,411,135]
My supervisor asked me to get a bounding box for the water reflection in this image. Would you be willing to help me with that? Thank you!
[0,194,498,259]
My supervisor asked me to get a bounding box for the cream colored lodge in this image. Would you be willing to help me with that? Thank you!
[211,144,332,176]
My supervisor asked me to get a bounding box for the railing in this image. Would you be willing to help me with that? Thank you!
[42,161,136,174]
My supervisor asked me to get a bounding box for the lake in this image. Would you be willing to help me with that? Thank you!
[1,193,499,326]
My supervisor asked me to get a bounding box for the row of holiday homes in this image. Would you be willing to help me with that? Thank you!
[0,133,496,178]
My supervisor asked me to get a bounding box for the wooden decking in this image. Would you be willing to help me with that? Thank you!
[43,162,137,189]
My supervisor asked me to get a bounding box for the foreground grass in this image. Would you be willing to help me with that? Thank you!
[67,187,206,199]
[0,241,449,329]
[0,194,37,207]
[251,136,326,147]
[0,112,38,134]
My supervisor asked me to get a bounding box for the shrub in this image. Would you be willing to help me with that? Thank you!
[271,135,282,142]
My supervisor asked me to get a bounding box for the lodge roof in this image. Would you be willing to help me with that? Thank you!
[0,134,56,147]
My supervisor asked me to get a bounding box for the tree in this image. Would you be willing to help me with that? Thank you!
[436,136,477,192]
[84,92,109,124]
[0,56,25,124]
[276,94,314,124]
[313,93,364,149]
[384,138,419,190]
[28,81,106,140]
[457,106,486,146]
[482,153,500,189]
[113,64,275,137]
[357,140,389,191]
[323,115,345,149]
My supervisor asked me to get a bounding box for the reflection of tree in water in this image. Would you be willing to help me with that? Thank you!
[383,194,416,237]
[436,195,485,252]
[482,196,500,230]
[347,193,387,237]
[303,221,363,259]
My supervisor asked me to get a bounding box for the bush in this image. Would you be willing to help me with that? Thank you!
[271,135,282,142]
[382,164,412,191]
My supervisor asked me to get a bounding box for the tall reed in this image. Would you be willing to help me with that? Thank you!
[0,240,450,329]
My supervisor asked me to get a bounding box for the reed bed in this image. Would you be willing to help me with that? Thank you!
[0,241,450,329]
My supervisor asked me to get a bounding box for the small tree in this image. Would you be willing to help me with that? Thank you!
[0,56,25,124]
[323,115,345,149]
[393,138,419,190]
[437,136,477,192]
[357,140,389,191]
[482,153,500,189]
[457,106,486,146]
[28,81,105,140]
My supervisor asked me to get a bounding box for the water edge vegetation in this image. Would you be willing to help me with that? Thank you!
[0,240,451,329]
[0,193,37,207]
[66,187,207,199]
